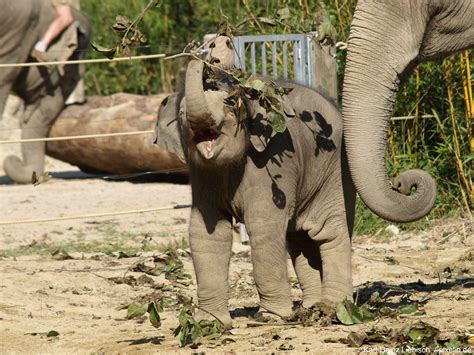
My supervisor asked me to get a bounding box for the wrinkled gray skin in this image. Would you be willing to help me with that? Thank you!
[342,0,474,222]
[156,60,355,328]
[0,0,90,183]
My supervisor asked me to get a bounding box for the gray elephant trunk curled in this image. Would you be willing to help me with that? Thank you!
[342,0,474,222]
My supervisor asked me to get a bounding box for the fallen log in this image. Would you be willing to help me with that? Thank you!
[46,93,186,175]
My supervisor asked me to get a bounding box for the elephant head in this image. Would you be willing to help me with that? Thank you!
[155,60,295,169]
[342,0,474,222]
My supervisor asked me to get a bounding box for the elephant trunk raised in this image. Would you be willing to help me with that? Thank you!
[185,61,214,129]
[342,0,474,223]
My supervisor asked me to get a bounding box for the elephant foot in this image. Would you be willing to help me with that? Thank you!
[194,307,232,330]
[254,307,288,323]
[256,297,293,322]
[3,155,41,184]
[301,295,322,309]
[321,283,353,304]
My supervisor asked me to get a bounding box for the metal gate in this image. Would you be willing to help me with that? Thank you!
[232,33,337,98]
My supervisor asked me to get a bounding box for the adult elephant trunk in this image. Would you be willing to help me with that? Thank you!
[342,1,436,223]
[184,60,213,129]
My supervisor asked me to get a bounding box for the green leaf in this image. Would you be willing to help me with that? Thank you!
[445,338,463,349]
[90,41,116,59]
[336,299,375,325]
[191,324,202,344]
[256,17,277,26]
[271,112,287,133]
[46,330,59,338]
[246,79,266,91]
[276,7,291,20]
[148,302,161,328]
[399,304,419,314]
[407,322,439,343]
[127,302,148,319]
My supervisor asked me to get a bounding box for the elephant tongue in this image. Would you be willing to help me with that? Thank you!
[206,139,215,152]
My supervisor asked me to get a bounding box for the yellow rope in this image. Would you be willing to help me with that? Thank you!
[0,53,167,68]
[0,204,191,226]
[0,130,154,144]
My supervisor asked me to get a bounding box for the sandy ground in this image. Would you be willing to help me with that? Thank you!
[1,97,473,353]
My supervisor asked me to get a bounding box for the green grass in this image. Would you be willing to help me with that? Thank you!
[0,224,166,258]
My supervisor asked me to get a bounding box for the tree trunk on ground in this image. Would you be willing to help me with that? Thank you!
[46,93,186,175]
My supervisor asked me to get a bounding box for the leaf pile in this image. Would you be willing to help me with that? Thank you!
[173,298,224,348]
[286,292,425,327]
[205,65,294,133]
[341,321,471,350]
[286,302,335,326]
[130,249,192,286]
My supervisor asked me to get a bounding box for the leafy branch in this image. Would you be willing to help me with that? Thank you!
[91,0,160,58]
[173,297,224,348]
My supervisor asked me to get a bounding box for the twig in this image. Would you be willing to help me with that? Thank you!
[121,0,156,49]
[435,228,461,245]
[357,254,424,272]
[247,321,302,327]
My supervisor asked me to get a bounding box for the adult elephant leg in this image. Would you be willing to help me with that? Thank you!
[311,216,352,303]
[4,91,64,183]
[0,85,13,119]
[189,205,233,329]
[287,231,322,308]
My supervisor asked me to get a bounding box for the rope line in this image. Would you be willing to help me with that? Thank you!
[0,114,159,132]
[0,130,155,144]
[0,53,168,69]
[0,204,191,226]
[0,113,437,133]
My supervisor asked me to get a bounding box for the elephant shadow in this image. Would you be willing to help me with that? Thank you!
[354,277,473,307]
[300,111,336,156]
[116,335,165,346]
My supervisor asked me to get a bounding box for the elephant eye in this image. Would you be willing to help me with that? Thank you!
[226,39,231,49]
[162,97,169,106]
[210,41,216,48]
[210,58,221,64]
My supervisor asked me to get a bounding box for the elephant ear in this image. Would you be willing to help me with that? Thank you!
[154,93,186,163]
[248,94,295,152]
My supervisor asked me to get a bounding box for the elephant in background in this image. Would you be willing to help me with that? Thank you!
[342,0,473,223]
[0,0,90,183]
[155,59,355,328]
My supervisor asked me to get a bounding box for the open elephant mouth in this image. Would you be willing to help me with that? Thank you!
[192,127,221,158]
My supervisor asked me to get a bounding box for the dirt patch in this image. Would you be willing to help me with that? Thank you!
[0,166,473,353]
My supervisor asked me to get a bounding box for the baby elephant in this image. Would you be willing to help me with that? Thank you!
[155,60,355,328]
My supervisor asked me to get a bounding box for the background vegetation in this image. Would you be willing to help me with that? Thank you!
[79,0,472,235]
